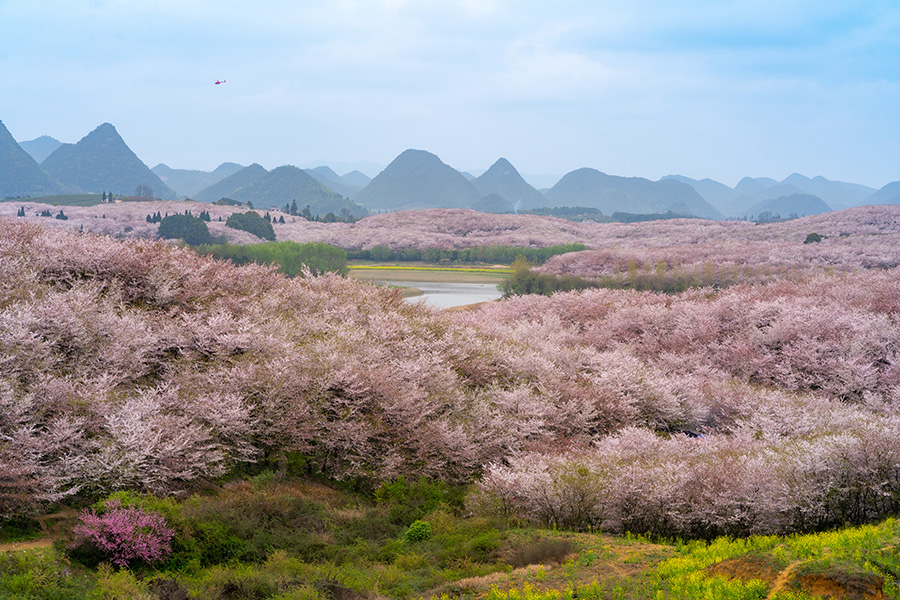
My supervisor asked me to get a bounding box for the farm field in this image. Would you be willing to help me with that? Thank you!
[348,263,513,283]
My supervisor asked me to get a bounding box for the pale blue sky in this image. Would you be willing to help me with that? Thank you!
[1,0,897,187]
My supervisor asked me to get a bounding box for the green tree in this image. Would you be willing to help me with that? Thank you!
[225,211,276,241]
[804,232,824,244]
[158,214,213,246]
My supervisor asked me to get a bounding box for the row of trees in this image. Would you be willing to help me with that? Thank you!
[348,243,587,265]
[198,241,348,277]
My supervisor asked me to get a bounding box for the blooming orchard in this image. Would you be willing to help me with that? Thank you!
[3,211,900,538]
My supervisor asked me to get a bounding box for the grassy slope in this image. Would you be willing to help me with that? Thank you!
[2,476,897,600]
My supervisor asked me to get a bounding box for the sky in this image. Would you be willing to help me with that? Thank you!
[1,0,898,188]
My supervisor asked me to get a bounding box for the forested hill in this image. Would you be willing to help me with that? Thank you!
[41,123,177,200]
[0,119,68,198]
[353,149,481,210]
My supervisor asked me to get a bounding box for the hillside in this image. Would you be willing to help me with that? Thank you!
[353,149,481,210]
[41,123,177,200]
[305,165,363,199]
[152,161,244,197]
[663,174,737,211]
[18,134,62,163]
[742,192,832,219]
[341,169,371,188]
[472,157,545,212]
[543,168,722,219]
[192,163,269,203]
[0,119,68,198]
[865,180,900,205]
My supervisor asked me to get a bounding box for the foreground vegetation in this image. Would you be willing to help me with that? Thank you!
[2,474,899,599]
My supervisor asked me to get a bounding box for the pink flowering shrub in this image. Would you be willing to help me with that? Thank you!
[71,499,174,567]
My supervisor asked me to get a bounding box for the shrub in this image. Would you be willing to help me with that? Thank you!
[507,537,575,568]
[404,520,432,542]
[374,477,462,526]
[69,499,174,567]
[0,549,95,600]
[804,232,824,244]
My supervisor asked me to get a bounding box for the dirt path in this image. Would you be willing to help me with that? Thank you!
[0,538,53,552]
[767,560,807,599]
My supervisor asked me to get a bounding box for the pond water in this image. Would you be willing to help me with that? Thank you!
[380,280,504,309]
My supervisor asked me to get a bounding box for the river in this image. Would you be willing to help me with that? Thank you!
[380,280,504,309]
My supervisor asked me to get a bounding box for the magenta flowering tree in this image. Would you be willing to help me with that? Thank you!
[71,499,174,567]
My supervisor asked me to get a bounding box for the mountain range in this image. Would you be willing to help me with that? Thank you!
[665,173,878,217]
[545,169,721,219]
[3,117,900,221]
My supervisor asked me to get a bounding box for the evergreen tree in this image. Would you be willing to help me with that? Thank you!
[225,211,276,241]
[290,199,299,215]
[158,214,213,246]
[17,206,25,217]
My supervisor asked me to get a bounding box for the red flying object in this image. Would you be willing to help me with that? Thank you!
[215,80,226,85]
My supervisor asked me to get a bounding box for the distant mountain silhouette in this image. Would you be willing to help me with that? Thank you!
[152,162,244,198]
[354,149,480,211]
[42,123,177,199]
[472,158,545,212]
[725,183,805,216]
[305,166,362,199]
[193,164,269,203]
[743,193,832,219]
[543,168,722,219]
[669,173,877,216]
[198,164,368,217]
[663,175,739,213]
[780,173,874,210]
[19,135,62,164]
[470,193,515,213]
[734,176,780,193]
[341,170,371,188]
[0,120,68,198]
[864,181,900,205]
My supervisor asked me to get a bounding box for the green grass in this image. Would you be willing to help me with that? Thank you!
[2,194,104,206]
